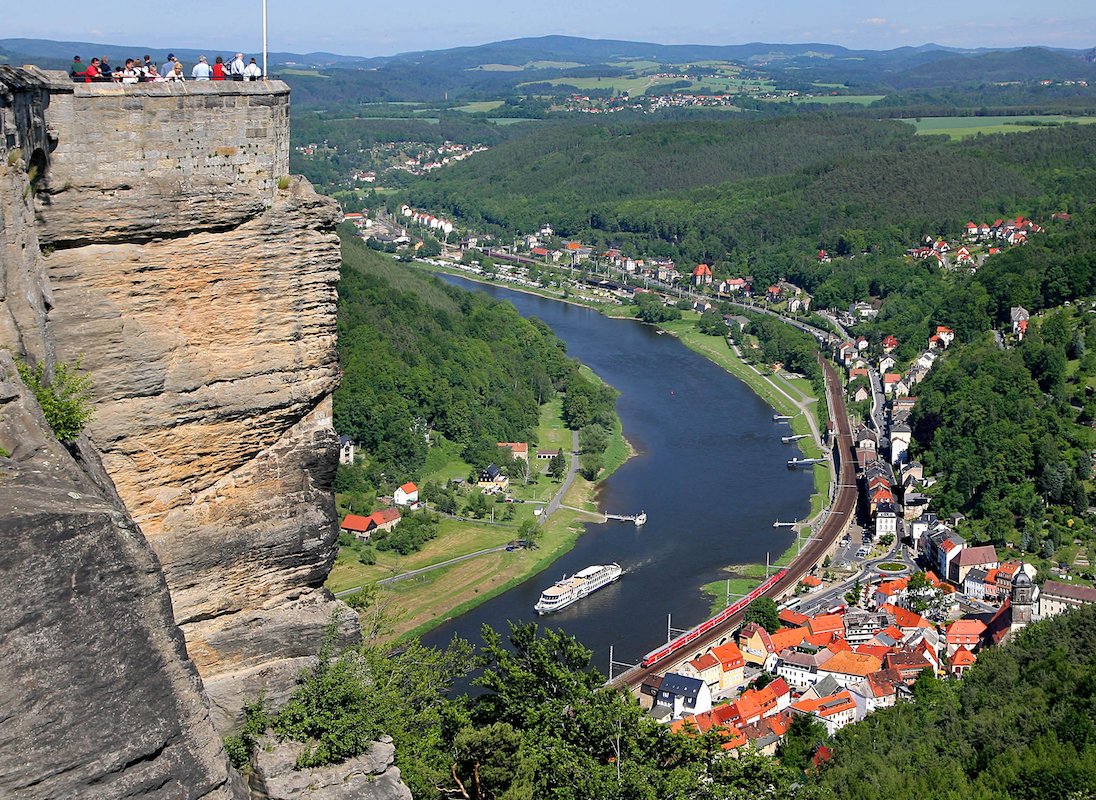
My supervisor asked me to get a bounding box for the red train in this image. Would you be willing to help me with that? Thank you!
[640,569,788,668]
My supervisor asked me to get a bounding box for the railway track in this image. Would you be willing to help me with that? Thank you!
[609,354,857,690]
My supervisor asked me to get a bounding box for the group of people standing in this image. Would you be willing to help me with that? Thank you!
[71,53,263,83]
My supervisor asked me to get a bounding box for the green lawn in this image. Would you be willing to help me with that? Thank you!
[903,115,1096,139]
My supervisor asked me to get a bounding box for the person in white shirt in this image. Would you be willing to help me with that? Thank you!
[229,53,246,81]
[243,58,262,81]
[191,55,212,81]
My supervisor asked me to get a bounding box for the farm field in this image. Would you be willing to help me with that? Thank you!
[904,115,1096,139]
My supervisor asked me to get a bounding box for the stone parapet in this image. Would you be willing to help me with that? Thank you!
[35,72,291,246]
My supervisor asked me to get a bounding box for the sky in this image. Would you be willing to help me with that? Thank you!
[4,1,1094,58]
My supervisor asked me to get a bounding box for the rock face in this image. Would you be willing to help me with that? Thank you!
[250,737,412,800]
[0,363,244,794]
[0,66,370,796]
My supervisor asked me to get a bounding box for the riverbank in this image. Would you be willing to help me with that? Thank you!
[328,360,635,644]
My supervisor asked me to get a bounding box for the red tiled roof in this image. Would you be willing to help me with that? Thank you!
[370,508,401,525]
[769,626,809,653]
[950,647,977,667]
[779,608,811,627]
[946,619,987,639]
[690,652,720,672]
[398,481,418,494]
[340,513,373,533]
[808,614,845,636]
[792,690,856,718]
[712,642,745,670]
[820,650,883,678]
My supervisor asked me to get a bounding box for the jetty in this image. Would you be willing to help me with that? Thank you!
[772,414,793,422]
[606,511,648,525]
[773,520,797,528]
[787,457,825,469]
[781,434,809,443]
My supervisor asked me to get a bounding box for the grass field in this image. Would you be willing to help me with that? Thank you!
[904,115,1096,139]
[519,75,680,96]
[526,60,585,69]
[473,63,523,72]
[278,68,327,78]
[766,94,885,105]
[454,100,505,113]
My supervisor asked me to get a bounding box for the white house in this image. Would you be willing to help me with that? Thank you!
[393,481,419,507]
[338,435,356,466]
[654,673,713,720]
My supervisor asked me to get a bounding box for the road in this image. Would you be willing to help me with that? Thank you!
[609,354,858,690]
[543,429,580,521]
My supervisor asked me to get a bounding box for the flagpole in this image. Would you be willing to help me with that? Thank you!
[262,0,268,80]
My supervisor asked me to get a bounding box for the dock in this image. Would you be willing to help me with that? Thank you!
[781,434,809,443]
[787,457,825,469]
[606,511,648,525]
[772,414,793,422]
[773,520,797,528]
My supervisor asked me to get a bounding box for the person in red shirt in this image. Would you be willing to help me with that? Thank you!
[211,56,226,81]
[82,58,101,82]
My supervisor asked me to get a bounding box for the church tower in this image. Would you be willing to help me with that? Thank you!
[1011,569,1035,630]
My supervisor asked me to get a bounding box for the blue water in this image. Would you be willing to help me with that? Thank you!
[421,275,811,674]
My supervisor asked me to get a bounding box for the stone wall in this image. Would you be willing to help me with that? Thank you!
[36,77,289,246]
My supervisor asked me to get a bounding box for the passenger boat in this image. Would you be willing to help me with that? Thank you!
[634,511,647,526]
[534,563,623,614]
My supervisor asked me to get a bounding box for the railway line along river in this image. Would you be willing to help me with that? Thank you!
[421,274,814,673]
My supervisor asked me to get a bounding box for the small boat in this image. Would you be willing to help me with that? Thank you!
[634,511,647,526]
[534,563,623,614]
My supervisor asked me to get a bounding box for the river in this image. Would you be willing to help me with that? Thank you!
[421,274,813,674]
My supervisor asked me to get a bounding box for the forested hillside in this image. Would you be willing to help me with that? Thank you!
[817,605,1096,799]
[334,229,613,484]
[407,117,1096,281]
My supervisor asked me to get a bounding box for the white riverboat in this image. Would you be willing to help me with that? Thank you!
[534,563,623,614]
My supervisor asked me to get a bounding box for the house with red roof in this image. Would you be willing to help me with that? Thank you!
[817,249,831,262]
[766,284,782,303]
[818,650,884,688]
[711,642,747,691]
[738,622,777,669]
[848,668,906,716]
[681,652,722,691]
[945,619,987,657]
[935,326,955,346]
[497,442,529,462]
[948,646,977,677]
[881,335,898,353]
[882,373,903,395]
[790,690,858,736]
[692,263,713,286]
[340,513,373,538]
[885,649,935,683]
[393,481,419,507]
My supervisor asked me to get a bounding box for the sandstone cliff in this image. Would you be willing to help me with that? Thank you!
[1,66,359,796]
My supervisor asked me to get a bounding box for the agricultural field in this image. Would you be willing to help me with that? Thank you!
[454,100,505,113]
[765,94,886,105]
[904,115,1096,139]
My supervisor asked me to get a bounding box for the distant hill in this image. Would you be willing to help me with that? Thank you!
[892,46,1096,88]
[0,37,359,71]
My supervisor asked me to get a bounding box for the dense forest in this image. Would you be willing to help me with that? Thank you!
[407,117,1096,283]
[334,228,614,490]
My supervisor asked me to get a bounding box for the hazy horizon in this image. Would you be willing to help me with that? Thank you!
[3,1,1093,60]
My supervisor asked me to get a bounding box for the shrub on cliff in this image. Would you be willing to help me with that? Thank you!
[17,359,93,443]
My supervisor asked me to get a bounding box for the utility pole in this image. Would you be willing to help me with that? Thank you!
[261,0,268,80]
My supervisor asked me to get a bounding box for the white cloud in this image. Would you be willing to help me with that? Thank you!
[862,17,887,26]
